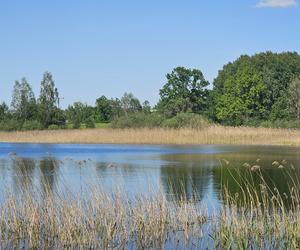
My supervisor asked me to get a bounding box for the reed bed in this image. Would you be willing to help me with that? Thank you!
[0,126,300,145]
[1,163,300,249]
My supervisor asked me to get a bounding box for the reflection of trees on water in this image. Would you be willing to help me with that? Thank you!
[160,165,212,202]
[39,157,59,194]
[213,159,300,208]
[11,157,36,192]
[159,154,218,202]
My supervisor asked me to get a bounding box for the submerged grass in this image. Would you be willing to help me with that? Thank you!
[1,161,300,249]
[0,126,300,145]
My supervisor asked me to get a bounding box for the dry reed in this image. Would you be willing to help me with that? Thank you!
[0,126,299,145]
[1,160,300,248]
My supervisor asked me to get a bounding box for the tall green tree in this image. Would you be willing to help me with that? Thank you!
[157,67,209,117]
[66,102,95,128]
[38,72,63,128]
[120,92,142,116]
[215,65,269,125]
[288,77,300,119]
[212,52,300,125]
[96,96,113,122]
[0,102,9,121]
[11,78,37,123]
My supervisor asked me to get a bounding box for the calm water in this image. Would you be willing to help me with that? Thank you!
[0,143,299,209]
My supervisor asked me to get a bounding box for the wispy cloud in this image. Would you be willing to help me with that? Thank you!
[256,0,298,8]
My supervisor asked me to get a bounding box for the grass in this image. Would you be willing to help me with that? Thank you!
[66,122,109,129]
[0,125,299,145]
[1,161,300,248]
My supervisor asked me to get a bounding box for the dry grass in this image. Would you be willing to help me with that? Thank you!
[2,164,300,249]
[0,126,300,145]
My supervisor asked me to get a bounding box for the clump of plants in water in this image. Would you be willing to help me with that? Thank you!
[1,159,300,248]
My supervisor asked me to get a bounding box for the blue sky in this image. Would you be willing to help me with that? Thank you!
[1,0,299,107]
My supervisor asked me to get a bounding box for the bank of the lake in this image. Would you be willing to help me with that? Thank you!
[0,126,299,145]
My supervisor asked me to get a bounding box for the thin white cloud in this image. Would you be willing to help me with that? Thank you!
[256,0,298,8]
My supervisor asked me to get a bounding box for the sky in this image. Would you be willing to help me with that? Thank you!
[1,0,299,107]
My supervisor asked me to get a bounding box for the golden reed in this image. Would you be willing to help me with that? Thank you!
[0,126,299,145]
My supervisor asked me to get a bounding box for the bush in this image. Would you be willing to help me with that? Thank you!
[22,120,42,131]
[162,113,210,129]
[111,112,210,129]
[72,118,81,129]
[0,120,22,131]
[85,116,95,128]
[111,113,164,128]
[260,119,300,129]
[48,124,60,130]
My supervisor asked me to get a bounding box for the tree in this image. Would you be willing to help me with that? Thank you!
[66,102,94,128]
[0,102,9,121]
[38,72,63,128]
[215,65,269,125]
[288,77,300,119]
[120,92,142,116]
[11,78,37,123]
[96,96,113,122]
[157,67,209,117]
[212,52,300,125]
[142,100,151,114]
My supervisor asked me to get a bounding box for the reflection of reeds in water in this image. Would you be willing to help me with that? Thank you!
[0,126,300,145]
[0,187,208,249]
[1,160,300,248]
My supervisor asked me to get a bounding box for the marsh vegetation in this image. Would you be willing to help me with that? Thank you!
[1,158,300,249]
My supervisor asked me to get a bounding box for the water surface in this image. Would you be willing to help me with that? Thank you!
[0,143,299,210]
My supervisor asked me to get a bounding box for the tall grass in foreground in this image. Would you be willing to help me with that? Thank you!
[1,163,300,248]
[0,126,300,145]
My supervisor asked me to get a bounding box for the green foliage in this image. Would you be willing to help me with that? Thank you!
[48,124,60,130]
[288,77,300,119]
[120,92,142,116]
[111,112,210,129]
[95,96,118,122]
[157,67,209,117]
[212,52,300,125]
[22,120,42,130]
[38,72,63,128]
[1,52,300,131]
[215,65,268,125]
[161,113,210,129]
[260,119,300,129]
[111,113,164,128]
[85,116,95,128]
[0,119,22,131]
[66,102,94,125]
[0,102,9,122]
[11,78,37,123]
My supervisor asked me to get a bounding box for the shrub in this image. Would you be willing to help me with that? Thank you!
[85,116,95,128]
[72,118,81,129]
[0,120,22,131]
[111,113,164,128]
[260,119,300,129]
[162,113,210,129]
[22,120,42,131]
[48,124,59,130]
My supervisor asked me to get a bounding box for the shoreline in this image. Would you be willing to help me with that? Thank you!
[0,126,299,146]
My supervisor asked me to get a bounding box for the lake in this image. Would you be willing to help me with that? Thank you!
[0,143,299,211]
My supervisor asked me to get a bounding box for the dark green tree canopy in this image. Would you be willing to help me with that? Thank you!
[212,52,300,125]
[0,102,9,121]
[157,67,209,117]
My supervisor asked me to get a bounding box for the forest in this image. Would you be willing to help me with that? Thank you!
[1,51,300,131]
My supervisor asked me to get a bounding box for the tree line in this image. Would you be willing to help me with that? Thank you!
[1,51,300,131]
